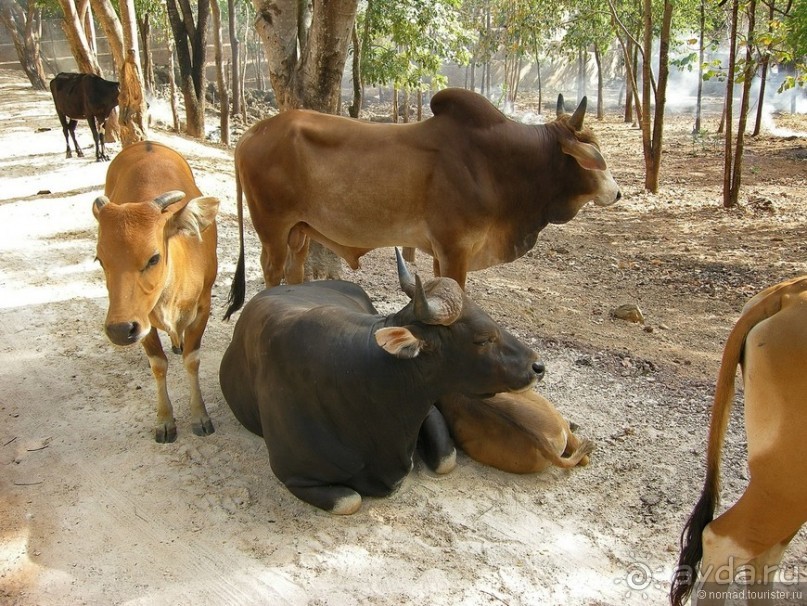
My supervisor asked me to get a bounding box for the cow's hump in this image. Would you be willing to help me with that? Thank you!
[430,88,507,128]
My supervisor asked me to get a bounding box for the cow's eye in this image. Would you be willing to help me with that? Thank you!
[474,335,496,346]
[145,253,160,269]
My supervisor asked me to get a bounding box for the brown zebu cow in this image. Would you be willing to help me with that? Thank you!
[436,390,593,473]
[671,276,807,606]
[50,72,119,161]
[93,141,219,442]
[224,89,620,319]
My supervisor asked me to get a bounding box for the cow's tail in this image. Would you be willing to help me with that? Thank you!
[670,278,803,606]
[224,168,246,321]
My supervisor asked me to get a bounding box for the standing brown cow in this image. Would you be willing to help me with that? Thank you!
[93,141,219,442]
[224,89,620,319]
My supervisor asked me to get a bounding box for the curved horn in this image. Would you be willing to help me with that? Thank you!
[413,274,432,320]
[556,94,565,117]
[569,97,587,130]
[153,190,186,210]
[93,195,110,216]
[396,247,416,297]
[413,275,464,326]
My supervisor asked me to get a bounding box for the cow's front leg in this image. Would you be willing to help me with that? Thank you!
[417,405,457,474]
[68,120,83,157]
[432,245,469,290]
[284,481,362,515]
[141,328,176,443]
[182,305,214,437]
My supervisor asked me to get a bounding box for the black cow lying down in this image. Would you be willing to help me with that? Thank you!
[219,249,544,514]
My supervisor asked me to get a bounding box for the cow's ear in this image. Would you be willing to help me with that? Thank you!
[166,196,220,239]
[560,137,607,171]
[375,327,423,359]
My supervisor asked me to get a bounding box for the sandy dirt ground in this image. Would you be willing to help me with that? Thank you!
[1,67,806,605]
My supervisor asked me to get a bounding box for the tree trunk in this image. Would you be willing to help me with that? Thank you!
[228,0,242,118]
[647,0,673,192]
[348,22,361,118]
[722,0,739,207]
[534,54,542,114]
[752,1,775,137]
[728,0,757,206]
[639,0,672,193]
[392,86,399,122]
[167,33,180,132]
[624,38,634,123]
[166,0,210,138]
[137,14,155,94]
[89,0,124,72]
[117,0,148,146]
[253,0,357,112]
[57,0,102,74]
[77,0,96,57]
[210,0,230,145]
[0,0,48,90]
[594,45,603,120]
[577,47,586,101]
[693,0,705,133]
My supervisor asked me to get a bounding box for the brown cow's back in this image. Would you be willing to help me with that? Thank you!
[106,140,202,203]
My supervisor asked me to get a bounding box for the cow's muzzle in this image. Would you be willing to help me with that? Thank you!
[105,321,144,346]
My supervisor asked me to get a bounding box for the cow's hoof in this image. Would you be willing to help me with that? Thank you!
[192,418,215,437]
[155,424,177,443]
[331,492,362,515]
[434,448,457,475]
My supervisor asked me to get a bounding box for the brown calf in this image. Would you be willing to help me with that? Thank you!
[93,141,219,442]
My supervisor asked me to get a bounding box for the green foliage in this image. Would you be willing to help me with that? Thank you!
[361,0,473,90]
[787,0,807,58]
[561,0,613,56]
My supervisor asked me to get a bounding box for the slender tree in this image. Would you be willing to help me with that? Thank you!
[56,0,102,73]
[117,0,148,144]
[227,0,241,119]
[210,0,230,144]
[166,0,210,137]
[609,0,673,192]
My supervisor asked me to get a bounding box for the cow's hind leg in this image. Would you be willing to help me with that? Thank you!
[259,231,291,287]
[88,117,106,162]
[141,328,176,443]
[699,482,805,595]
[181,302,214,437]
[284,225,309,284]
[417,406,457,474]
[285,482,362,515]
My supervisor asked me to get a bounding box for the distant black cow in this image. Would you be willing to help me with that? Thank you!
[219,249,544,514]
[49,72,119,162]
